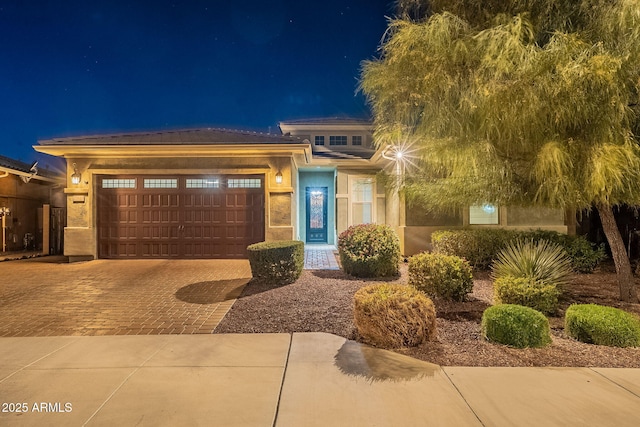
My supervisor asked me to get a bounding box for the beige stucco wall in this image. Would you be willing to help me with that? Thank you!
[63,155,296,259]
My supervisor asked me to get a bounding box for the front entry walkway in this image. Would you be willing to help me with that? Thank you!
[0,257,251,337]
[304,245,339,270]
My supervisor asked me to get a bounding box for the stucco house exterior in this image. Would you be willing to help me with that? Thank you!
[34,118,572,261]
[0,155,65,254]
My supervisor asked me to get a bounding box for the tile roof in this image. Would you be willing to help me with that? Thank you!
[38,128,307,146]
[0,154,35,173]
[311,145,375,160]
[0,154,60,179]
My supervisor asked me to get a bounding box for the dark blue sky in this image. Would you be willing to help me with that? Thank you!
[1,1,392,163]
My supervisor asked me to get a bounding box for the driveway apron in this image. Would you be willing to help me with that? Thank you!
[0,257,252,337]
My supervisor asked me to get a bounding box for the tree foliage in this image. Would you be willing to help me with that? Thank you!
[362,0,640,301]
[363,1,640,211]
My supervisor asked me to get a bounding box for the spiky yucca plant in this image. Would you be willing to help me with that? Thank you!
[491,239,573,288]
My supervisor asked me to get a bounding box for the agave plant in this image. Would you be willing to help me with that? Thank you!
[491,239,573,288]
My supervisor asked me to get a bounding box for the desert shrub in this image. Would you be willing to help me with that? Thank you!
[432,228,604,273]
[408,252,473,301]
[247,240,304,285]
[516,231,605,273]
[565,237,606,273]
[431,229,514,269]
[338,224,400,277]
[564,304,640,348]
[353,283,436,348]
[491,239,573,288]
[481,304,552,348]
[493,276,560,315]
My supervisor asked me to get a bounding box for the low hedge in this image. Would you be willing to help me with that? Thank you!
[432,228,605,273]
[247,240,304,285]
[564,304,640,348]
[408,252,473,301]
[353,283,437,348]
[431,229,512,270]
[493,276,560,315]
[481,304,552,348]
[338,224,400,278]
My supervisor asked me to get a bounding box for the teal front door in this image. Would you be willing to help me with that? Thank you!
[306,187,327,243]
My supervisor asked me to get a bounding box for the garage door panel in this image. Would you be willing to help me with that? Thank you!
[142,242,179,257]
[98,174,264,259]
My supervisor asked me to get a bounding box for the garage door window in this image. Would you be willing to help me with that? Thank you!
[228,178,261,188]
[102,179,136,189]
[186,178,220,188]
[144,179,178,188]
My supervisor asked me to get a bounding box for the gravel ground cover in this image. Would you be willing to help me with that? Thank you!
[215,261,640,367]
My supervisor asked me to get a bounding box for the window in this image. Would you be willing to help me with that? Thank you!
[228,178,261,188]
[329,135,347,146]
[314,136,325,146]
[352,178,373,224]
[144,179,177,189]
[351,135,362,146]
[469,204,499,225]
[186,178,220,188]
[102,179,136,189]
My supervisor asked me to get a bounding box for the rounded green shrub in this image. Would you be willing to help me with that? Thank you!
[491,239,573,288]
[338,224,400,278]
[247,240,304,285]
[564,304,640,347]
[481,304,552,348]
[408,252,473,301]
[354,283,436,348]
[493,276,560,315]
[431,229,513,270]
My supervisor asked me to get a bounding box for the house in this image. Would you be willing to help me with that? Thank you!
[34,119,572,261]
[0,155,65,254]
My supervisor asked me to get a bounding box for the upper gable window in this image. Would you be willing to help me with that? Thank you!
[329,135,347,146]
[314,136,325,146]
[351,135,362,146]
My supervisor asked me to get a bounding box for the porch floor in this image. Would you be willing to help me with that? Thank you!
[303,245,339,270]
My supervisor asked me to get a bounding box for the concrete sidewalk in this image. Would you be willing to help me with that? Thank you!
[1,333,639,426]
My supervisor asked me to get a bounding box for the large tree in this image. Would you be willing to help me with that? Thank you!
[361,0,640,302]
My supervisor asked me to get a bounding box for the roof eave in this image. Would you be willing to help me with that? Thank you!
[34,143,313,159]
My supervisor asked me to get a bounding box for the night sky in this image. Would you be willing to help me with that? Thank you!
[0,1,392,163]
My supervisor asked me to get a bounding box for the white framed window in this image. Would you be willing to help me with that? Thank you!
[469,204,499,225]
[186,178,220,188]
[351,177,374,224]
[228,178,261,188]
[314,136,325,146]
[351,135,362,146]
[102,179,136,189]
[144,179,177,189]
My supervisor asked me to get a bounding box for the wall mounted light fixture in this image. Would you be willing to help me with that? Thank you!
[275,171,283,185]
[71,163,82,185]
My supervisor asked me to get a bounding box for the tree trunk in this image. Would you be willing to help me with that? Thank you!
[596,203,639,302]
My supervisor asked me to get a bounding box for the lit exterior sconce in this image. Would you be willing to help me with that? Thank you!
[275,171,283,185]
[71,163,82,185]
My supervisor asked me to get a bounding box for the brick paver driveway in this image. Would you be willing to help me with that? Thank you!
[0,256,252,337]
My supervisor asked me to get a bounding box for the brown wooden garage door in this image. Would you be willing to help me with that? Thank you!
[97,175,265,259]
